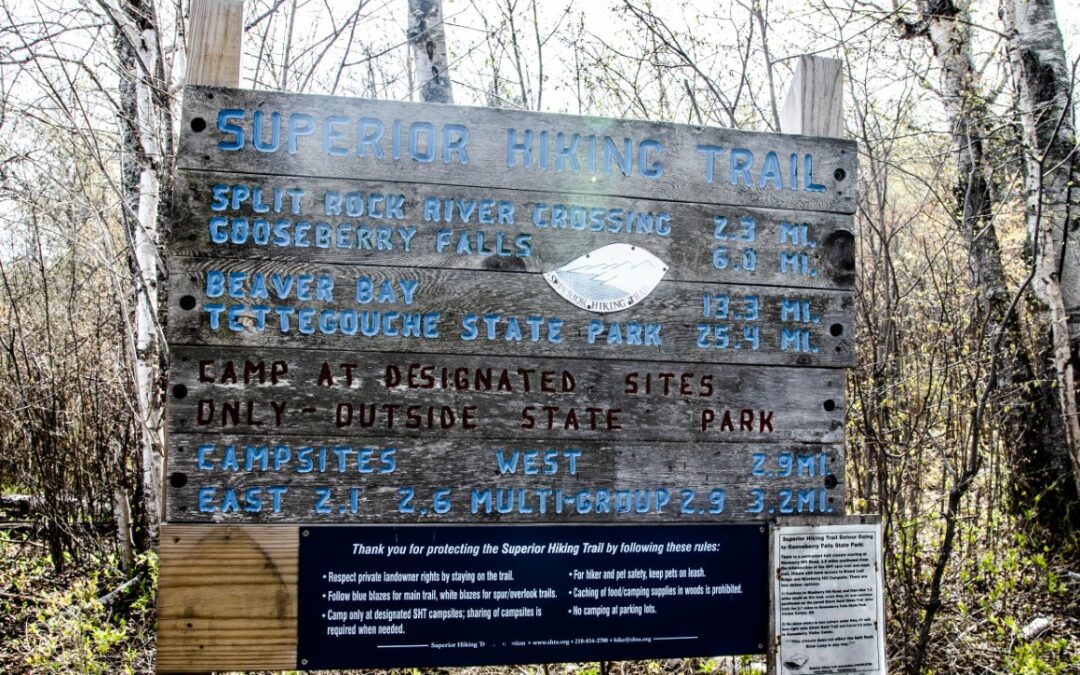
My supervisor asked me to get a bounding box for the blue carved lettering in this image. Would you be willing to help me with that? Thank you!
[358,118,384,158]
[507,128,533,167]
[211,184,229,210]
[287,113,316,154]
[639,139,662,178]
[217,109,245,151]
[253,111,281,152]
[803,154,826,192]
[443,124,469,164]
[409,122,436,162]
[760,151,782,189]
[730,148,753,186]
[323,115,348,156]
[697,144,723,183]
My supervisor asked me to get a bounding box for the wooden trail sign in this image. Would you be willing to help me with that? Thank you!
[158,43,858,671]
[166,86,855,526]
[177,87,856,212]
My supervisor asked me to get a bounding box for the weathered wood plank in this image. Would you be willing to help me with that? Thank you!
[166,346,846,443]
[781,56,844,139]
[185,0,243,88]
[166,258,854,367]
[160,64,859,674]
[165,432,845,523]
[157,524,297,672]
[170,171,856,291]
[178,87,857,215]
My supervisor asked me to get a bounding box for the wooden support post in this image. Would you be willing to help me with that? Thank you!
[780,56,844,138]
[157,525,299,673]
[187,0,244,87]
[159,5,245,673]
[773,58,846,675]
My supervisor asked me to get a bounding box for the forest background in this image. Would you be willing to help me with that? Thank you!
[0,0,1078,672]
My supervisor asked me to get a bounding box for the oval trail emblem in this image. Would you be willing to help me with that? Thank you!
[543,243,669,313]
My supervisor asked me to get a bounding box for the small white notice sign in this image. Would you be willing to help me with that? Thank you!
[770,517,885,675]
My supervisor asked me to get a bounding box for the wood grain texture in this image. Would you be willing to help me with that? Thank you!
[166,345,847,443]
[165,433,845,523]
[166,258,854,367]
[156,524,297,672]
[159,74,860,672]
[170,171,856,291]
[781,56,844,139]
[178,87,857,215]
[186,0,243,88]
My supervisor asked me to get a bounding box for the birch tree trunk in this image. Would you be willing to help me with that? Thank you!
[113,0,166,543]
[1004,0,1080,519]
[407,0,454,104]
[899,0,1073,535]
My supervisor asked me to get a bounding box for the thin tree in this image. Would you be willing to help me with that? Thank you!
[1003,0,1080,523]
[896,0,1076,537]
[100,0,170,545]
[408,0,454,103]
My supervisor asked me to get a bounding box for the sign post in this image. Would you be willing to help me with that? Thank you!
[157,6,869,671]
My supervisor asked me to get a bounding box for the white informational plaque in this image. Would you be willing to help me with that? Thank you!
[769,516,885,675]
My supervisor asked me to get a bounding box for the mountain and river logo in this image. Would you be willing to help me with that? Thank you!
[543,243,668,313]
